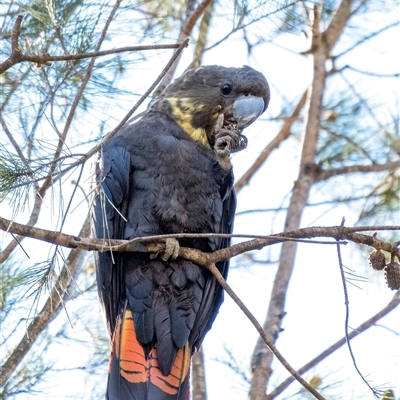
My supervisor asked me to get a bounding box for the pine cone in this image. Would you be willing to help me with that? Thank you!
[384,262,400,290]
[368,250,386,271]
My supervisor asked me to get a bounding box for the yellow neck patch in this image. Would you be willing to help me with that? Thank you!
[167,97,209,147]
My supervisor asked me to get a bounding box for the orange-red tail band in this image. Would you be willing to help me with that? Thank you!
[107,308,191,400]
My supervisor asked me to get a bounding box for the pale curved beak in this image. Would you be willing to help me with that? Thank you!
[233,95,266,129]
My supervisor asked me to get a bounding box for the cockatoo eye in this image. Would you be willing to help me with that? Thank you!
[220,82,233,95]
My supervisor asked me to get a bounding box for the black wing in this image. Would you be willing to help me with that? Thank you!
[189,169,237,349]
[92,144,131,336]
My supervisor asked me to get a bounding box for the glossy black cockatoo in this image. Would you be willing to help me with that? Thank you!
[92,65,270,400]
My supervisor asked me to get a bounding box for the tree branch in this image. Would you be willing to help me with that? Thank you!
[0,15,24,74]
[154,0,213,96]
[0,15,184,74]
[266,290,400,399]
[316,161,400,181]
[1,215,398,260]
[334,20,399,61]
[248,2,361,396]
[322,0,353,53]
[186,0,215,70]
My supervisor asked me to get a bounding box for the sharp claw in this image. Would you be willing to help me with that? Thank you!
[230,134,248,153]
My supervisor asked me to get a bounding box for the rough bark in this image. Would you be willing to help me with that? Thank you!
[191,348,207,400]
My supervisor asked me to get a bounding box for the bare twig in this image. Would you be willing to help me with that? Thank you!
[1,41,185,74]
[337,65,400,78]
[1,213,398,398]
[334,20,399,61]
[316,161,400,181]
[335,218,379,397]
[205,0,302,52]
[235,194,386,216]
[266,290,400,399]
[0,114,30,170]
[339,71,383,129]
[323,127,377,164]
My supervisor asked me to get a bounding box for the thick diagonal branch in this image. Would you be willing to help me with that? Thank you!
[154,0,213,96]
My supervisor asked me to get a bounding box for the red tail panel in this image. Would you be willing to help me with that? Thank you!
[148,343,190,395]
[107,307,191,400]
[119,309,147,384]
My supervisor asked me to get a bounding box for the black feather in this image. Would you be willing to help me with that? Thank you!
[91,65,270,400]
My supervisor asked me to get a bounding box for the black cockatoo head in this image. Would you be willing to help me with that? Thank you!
[151,65,270,148]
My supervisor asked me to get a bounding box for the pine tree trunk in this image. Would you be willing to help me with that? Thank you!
[248,1,354,398]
